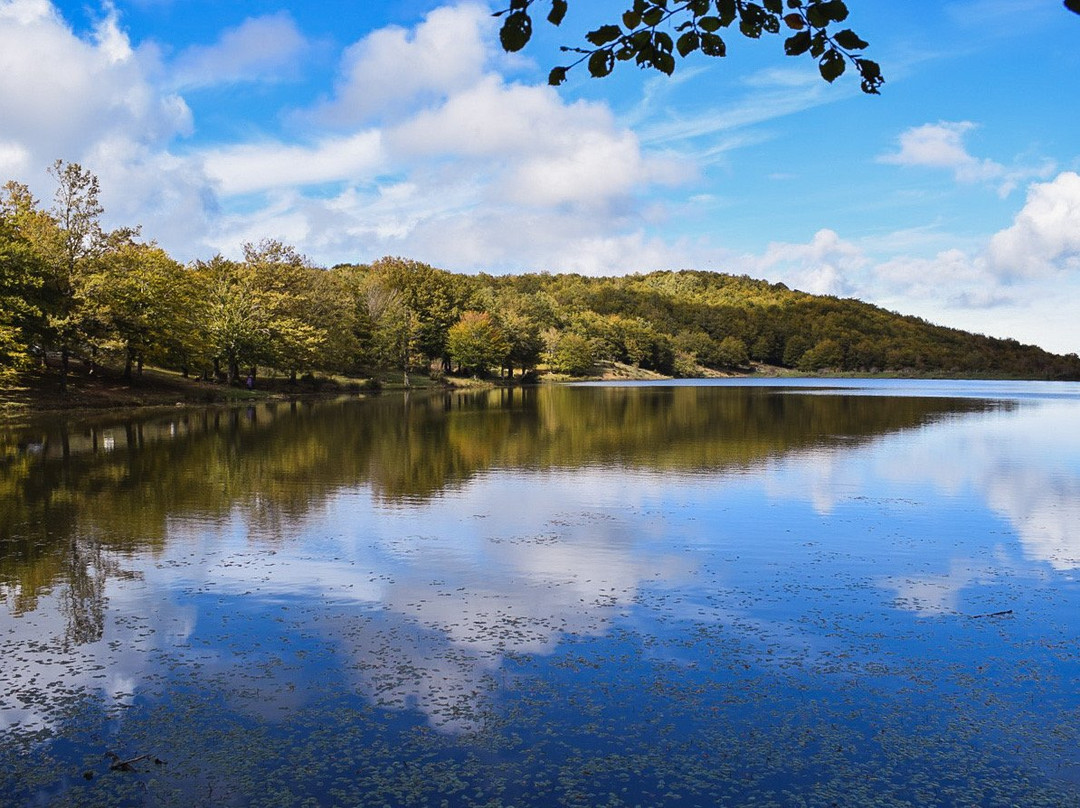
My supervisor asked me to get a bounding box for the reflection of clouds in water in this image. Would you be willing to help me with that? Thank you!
[318,472,692,730]
[883,558,984,616]
[0,567,198,733]
[984,473,1080,571]
[770,401,1080,571]
[8,395,1080,738]
[763,447,866,515]
[906,403,1080,570]
[328,611,501,734]
[63,471,693,734]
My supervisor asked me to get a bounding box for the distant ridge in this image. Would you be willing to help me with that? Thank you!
[433,265,1080,380]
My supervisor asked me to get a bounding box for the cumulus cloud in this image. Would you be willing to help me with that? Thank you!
[0,0,212,250]
[742,229,868,297]
[390,76,683,209]
[878,121,1053,196]
[202,131,385,195]
[170,12,308,90]
[880,121,1003,181]
[314,3,493,125]
[193,4,687,269]
[986,171,1080,278]
[0,0,190,161]
[0,1,685,269]
[865,172,1080,297]
[0,139,31,178]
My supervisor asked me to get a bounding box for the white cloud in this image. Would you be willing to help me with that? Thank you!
[862,172,1080,305]
[202,131,385,195]
[0,1,189,157]
[390,76,683,209]
[986,171,1080,278]
[315,3,493,125]
[744,229,868,297]
[0,0,54,25]
[0,139,30,177]
[879,121,1005,182]
[195,5,688,269]
[0,0,204,246]
[170,12,308,90]
[879,121,1054,196]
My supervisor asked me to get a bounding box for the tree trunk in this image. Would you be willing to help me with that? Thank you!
[59,347,69,393]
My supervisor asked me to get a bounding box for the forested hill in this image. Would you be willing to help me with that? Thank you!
[460,267,1080,378]
[2,164,1078,383]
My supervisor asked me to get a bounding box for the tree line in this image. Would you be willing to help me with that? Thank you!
[2,161,1079,387]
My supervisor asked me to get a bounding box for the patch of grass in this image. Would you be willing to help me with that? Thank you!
[0,361,385,420]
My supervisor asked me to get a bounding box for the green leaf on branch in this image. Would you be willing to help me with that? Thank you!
[548,66,569,85]
[548,0,568,25]
[784,30,811,55]
[783,13,805,29]
[740,18,763,38]
[588,49,615,77]
[833,28,868,50]
[499,11,532,52]
[818,48,845,82]
[586,24,623,45]
[825,0,851,21]
[642,6,666,26]
[654,51,676,74]
[1065,0,1080,13]
[677,30,700,56]
[715,0,737,26]
[855,57,883,93]
[700,31,727,56]
[699,15,722,31]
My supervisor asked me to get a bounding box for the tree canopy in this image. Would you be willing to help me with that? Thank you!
[2,164,1079,389]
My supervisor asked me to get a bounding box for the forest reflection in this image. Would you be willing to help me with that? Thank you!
[0,385,998,631]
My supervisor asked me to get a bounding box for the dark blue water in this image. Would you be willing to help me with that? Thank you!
[2,381,1079,806]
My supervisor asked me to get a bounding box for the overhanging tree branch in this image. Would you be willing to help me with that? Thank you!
[494,0,883,93]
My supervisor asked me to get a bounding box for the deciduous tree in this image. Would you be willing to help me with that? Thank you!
[447,311,510,376]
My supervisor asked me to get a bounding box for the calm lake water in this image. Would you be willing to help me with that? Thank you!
[2,379,1080,807]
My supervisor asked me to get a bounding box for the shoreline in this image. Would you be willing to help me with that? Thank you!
[0,360,1064,423]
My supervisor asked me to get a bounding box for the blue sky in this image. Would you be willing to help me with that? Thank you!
[2,0,1079,353]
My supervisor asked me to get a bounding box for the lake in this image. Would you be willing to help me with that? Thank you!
[2,379,1079,807]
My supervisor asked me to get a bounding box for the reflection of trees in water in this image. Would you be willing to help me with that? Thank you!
[1,387,998,616]
[60,535,110,647]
